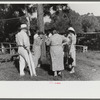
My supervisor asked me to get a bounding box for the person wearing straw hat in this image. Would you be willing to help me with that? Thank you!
[67,27,76,73]
[15,24,37,76]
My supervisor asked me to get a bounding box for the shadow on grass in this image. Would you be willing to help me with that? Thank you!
[13,58,19,73]
[41,63,54,76]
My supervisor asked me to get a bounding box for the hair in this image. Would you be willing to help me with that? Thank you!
[38,31,43,35]
[51,27,56,31]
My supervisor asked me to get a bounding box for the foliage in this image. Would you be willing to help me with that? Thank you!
[80,13,100,32]
[43,4,69,17]
[0,4,37,42]
[45,8,83,34]
[0,4,100,45]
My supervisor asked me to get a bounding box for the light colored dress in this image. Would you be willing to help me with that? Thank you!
[33,36,43,68]
[46,34,69,71]
[48,33,52,37]
[34,33,38,39]
[16,30,36,76]
[68,33,76,66]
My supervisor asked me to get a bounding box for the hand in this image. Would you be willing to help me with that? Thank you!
[62,44,64,48]
[62,44,64,47]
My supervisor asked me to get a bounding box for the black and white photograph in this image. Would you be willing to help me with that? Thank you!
[0,1,100,99]
[0,2,100,81]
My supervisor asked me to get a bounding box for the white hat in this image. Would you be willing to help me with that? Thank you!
[20,24,28,29]
[34,34,38,39]
[68,27,75,32]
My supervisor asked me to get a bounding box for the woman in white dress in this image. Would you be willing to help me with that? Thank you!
[67,27,76,73]
[33,32,43,68]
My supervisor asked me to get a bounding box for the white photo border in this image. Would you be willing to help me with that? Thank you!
[0,1,99,99]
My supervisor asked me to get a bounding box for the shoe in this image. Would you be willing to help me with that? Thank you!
[54,74,58,77]
[58,71,61,75]
[34,74,37,76]
[54,71,57,77]
[58,71,62,77]
[20,74,25,76]
[70,67,75,74]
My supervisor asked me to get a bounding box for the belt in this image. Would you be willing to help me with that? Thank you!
[18,45,27,49]
[51,44,62,46]
[18,45,24,47]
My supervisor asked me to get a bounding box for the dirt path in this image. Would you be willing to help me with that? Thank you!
[0,51,100,81]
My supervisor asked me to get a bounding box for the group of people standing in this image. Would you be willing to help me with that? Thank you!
[15,24,76,78]
[45,27,76,77]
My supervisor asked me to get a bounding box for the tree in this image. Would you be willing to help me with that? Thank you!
[68,10,83,34]
[37,4,47,63]
[43,4,70,34]
[44,7,83,35]
[0,4,37,42]
[81,13,100,32]
[0,4,11,42]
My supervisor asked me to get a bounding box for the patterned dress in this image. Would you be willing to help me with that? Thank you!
[33,36,43,68]
[46,34,69,71]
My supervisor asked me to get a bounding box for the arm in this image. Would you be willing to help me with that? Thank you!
[45,37,51,46]
[72,34,76,45]
[62,36,70,46]
[23,32,30,53]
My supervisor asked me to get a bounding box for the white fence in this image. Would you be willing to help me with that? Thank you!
[0,42,88,54]
[0,42,88,62]
[75,45,88,52]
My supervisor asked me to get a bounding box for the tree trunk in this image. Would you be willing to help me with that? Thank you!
[37,4,47,64]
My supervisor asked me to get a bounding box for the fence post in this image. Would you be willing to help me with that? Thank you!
[1,43,2,53]
[9,44,11,54]
[1,43,5,54]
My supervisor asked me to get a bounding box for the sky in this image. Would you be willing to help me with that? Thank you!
[69,3,100,16]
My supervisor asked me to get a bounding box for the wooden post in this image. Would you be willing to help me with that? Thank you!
[37,4,47,64]
[1,43,3,53]
[9,44,11,54]
[25,5,31,36]
[1,43,5,54]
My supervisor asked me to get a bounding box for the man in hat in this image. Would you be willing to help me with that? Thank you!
[16,24,36,76]
[67,27,76,73]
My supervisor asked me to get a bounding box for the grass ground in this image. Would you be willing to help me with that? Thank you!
[0,51,100,81]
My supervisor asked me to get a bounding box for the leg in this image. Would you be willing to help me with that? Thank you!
[58,70,64,79]
[18,47,34,76]
[54,71,57,76]
[58,71,61,75]
[20,49,33,76]
[70,67,75,73]
[69,49,76,73]
[25,53,33,76]
[29,52,37,76]
[72,49,76,67]
[19,55,25,76]
[37,58,41,67]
